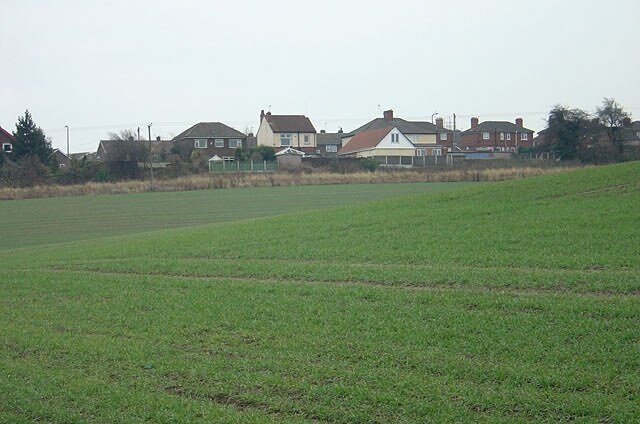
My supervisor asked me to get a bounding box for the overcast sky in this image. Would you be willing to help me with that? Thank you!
[1,0,639,153]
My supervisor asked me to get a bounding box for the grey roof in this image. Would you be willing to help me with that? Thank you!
[347,117,442,137]
[461,121,534,135]
[173,122,246,140]
[265,114,316,133]
[316,132,343,146]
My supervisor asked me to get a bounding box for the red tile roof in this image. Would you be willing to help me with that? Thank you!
[340,126,393,155]
[0,125,15,143]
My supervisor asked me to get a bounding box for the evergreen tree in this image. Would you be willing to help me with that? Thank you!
[12,110,53,165]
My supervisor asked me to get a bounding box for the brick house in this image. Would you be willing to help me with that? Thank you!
[173,122,247,161]
[344,110,454,156]
[1,125,15,155]
[256,111,317,155]
[459,117,535,152]
[316,130,343,157]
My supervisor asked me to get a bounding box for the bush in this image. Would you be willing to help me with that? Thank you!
[360,158,378,172]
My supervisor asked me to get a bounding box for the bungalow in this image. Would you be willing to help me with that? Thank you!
[459,117,534,152]
[96,139,173,167]
[1,125,14,155]
[256,110,317,155]
[339,126,415,158]
[52,148,71,168]
[342,110,453,156]
[173,122,247,162]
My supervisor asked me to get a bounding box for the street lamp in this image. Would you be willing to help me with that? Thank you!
[431,112,439,124]
[64,125,69,155]
[147,123,153,191]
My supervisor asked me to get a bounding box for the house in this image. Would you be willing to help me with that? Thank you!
[316,130,343,157]
[343,110,454,156]
[339,126,415,158]
[52,148,71,168]
[96,139,173,167]
[459,117,534,152]
[1,125,15,155]
[621,121,640,149]
[173,122,247,162]
[256,110,317,154]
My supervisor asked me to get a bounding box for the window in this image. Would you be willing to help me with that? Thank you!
[440,133,448,141]
[229,139,242,149]
[416,149,425,156]
[636,131,640,138]
[303,135,310,145]
[2,143,12,153]
[506,133,511,141]
[194,139,207,149]
[500,132,505,141]
[215,139,224,148]
[521,133,529,141]
[482,132,490,140]
[280,134,291,146]
[391,133,400,143]
[432,148,442,156]
[222,156,234,161]
[325,145,337,153]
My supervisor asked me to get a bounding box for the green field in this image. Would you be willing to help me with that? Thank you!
[0,182,465,250]
[1,163,639,422]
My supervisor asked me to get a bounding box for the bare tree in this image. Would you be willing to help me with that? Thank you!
[108,129,145,141]
[597,98,631,154]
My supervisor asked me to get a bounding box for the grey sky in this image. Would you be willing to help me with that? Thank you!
[1,0,639,153]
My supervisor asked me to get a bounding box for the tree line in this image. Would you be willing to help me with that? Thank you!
[542,98,635,162]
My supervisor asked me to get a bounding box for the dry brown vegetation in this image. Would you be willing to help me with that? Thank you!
[0,166,579,200]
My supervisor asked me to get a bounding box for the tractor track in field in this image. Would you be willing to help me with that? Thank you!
[28,267,640,299]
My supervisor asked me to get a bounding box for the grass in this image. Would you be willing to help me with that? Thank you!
[0,162,639,422]
[0,182,466,250]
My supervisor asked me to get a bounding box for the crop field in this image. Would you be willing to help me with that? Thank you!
[1,162,639,422]
[0,182,463,250]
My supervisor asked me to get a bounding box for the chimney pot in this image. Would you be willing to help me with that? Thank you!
[383,109,394,121]
[471,117,479,129]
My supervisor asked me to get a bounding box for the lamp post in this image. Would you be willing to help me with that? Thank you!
[431,112,439,124]
[147,123,153,191]
[65,125,70,155]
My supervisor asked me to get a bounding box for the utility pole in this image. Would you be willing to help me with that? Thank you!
[65,125,70,155]
[453,113,457,151]
[148,123,153,192]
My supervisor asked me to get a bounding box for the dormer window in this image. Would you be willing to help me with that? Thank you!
[2,143,12,153]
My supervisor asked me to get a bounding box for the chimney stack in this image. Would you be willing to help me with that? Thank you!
[515,117,523,127]
[471,117,479,129]
[383,109,394,121]
[435,117,444,128]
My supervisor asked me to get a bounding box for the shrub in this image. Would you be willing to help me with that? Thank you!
[360,158,378,172]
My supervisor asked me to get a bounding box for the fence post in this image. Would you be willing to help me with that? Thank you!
[435,155,438,166]
[251,161,254,171]
[223,161,226,171]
